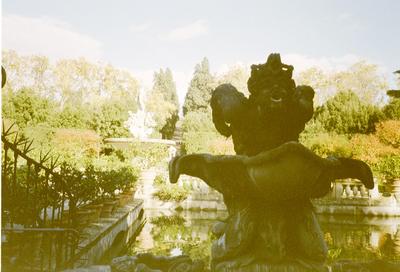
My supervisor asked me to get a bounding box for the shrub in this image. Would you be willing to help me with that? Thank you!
[375,120,400,148]
[302,132,353,158]
[154,174,166,186]
[376,155,400,181]
[52,128,101,160]
[350,134,398,165]
[383,98,400,120]
[153,184,190,202]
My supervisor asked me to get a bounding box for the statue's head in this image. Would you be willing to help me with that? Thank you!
[247,54,296,115]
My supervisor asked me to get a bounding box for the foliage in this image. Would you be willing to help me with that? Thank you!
[383,99,400,120]
[2,87,56,128]
[146,68,179,139]
[52,128,101,162]
[208,137,235,155]
[297,61,388,105]
[153,174,191,202]
[183,58,215,115]
[181,110,215,133]
[375,120,400,148]
[350,134,399,166]
[375,155,400,181]
[314,90,382,134]
[143,214,214,265]
[2,50,139,138]
[89,100,131,138]
[153,174,166,186]
[153,184,190,202]
[302,132,353,158]
[52,104,92,129]
[217,65,249,96]
[180,110,236,154]
[126,141,170,169]
[23,123,55,150]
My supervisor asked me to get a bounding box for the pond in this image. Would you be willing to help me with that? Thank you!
[122,210,400,266]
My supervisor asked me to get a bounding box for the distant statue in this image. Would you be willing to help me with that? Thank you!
[169,54,373,271]
[125,88,156,139]
[168,145,177,160]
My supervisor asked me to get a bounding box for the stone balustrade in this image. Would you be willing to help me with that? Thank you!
[327,178,390,200]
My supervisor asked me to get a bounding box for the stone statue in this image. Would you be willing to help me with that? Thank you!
[169,54,374,271]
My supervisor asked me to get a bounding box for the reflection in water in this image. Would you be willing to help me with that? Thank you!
[128,210,400,265]
[318,215,400,262]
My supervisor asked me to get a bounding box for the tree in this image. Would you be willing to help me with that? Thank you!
[314,90,382,135]
[296,61,388,106]
[297,67,333,106]
[183,58,215,115]
[333,61,387,104]
[89,100,131,138]
[217,65,250,96]
[146,68,180,139]
[2,87,56,128]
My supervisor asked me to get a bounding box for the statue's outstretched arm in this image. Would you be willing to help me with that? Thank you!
[169,142,374,201]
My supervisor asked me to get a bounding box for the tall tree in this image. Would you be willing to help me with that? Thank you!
[297,61,388,106]
[217,65,250,96]
[146,68,179,139]
[183,58,215,115]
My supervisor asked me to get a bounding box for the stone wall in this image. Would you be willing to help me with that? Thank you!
[71,200,144,268]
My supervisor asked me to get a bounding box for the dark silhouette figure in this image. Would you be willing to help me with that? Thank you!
[169,53,374,271]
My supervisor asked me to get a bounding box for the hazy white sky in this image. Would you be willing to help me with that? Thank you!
[2,0,400,104]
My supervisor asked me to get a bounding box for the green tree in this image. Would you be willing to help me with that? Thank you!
[89,100,131,138]
[297,61,388,105]
[297,67,333,106]
[146,68,179,139]
[333,61,387,104]
[183,58,215,115]
[217,65,249,96]
[314,90,382,134]
[52,104,91,129]
[2,88,56,128]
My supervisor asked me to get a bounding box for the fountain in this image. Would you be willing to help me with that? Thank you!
[167,53,375,272]
[111,54,400,271]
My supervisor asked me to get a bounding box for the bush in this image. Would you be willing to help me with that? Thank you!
[383,99,400,120]
[153,173,191,202]
[52,128,101,162]
[302,132,353,158]
[376,155,400,181]
[153,184,190,202]
[350,134,398,165]
[375,120,400,148]
[61,153,140,205]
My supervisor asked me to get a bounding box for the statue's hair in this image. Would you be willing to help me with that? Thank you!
[247,53,296,96]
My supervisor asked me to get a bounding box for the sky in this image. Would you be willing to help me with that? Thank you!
[2,0,400,104]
